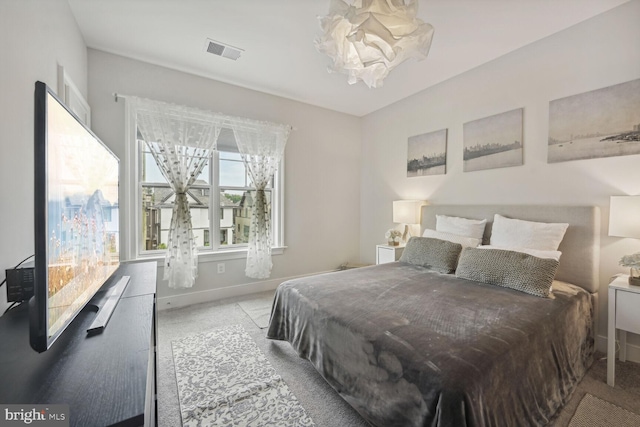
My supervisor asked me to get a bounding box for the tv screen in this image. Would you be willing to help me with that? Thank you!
[30,81,120,352]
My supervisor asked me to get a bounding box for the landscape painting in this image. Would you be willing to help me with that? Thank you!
[548,79,640,163]
[463,108,523,172]
[407,129,447,177]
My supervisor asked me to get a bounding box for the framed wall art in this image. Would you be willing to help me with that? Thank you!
[548,78,640,163]
[407,129,447,177]
[463,108,523,172]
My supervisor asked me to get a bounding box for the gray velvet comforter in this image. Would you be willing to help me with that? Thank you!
[266,262,594,427]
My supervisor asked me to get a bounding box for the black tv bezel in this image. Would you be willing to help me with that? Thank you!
[31,81,120,352]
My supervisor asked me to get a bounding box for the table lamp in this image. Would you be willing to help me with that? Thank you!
[609,195,640,285]
[393,200,427,243]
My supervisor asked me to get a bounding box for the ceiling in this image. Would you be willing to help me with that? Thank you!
[68,0,629,117]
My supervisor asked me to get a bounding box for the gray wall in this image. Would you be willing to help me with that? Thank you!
[0,0,87,313]
[359,0,640,355]
[87,50,362,308]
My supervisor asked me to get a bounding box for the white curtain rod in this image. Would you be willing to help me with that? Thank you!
[111,92,296,131]
[113,92,128,102]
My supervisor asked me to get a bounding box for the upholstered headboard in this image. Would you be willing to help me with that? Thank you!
[421,205,601,293]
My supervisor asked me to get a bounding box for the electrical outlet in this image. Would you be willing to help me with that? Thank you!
[217,263,225,274]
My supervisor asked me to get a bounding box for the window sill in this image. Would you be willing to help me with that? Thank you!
[127,246,287,264]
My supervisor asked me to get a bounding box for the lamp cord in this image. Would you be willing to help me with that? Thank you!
[3,301,19,315]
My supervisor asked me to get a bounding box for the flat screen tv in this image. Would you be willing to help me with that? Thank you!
[30,81,120,352]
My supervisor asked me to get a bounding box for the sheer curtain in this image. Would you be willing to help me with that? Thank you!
[231,120,291,279]
[131,97,223,288]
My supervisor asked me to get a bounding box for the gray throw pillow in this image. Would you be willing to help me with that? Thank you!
[399,237,463,274]
[455,247,559,298]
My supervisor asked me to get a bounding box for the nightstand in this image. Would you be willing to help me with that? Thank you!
[376,244,405,264]
[607,274,640,386]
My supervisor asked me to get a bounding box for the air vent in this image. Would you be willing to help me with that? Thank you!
[205,39,243,61]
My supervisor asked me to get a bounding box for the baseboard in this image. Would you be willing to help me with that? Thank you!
[596,334,640,363]
[156,270,334,311]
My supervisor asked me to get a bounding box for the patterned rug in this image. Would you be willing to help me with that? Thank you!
[172,324,315,426]
[569,393,640,427]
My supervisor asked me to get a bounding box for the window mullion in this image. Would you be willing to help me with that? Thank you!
[211,150,220,251]
[272,165,280,247]
[138,138,153,256]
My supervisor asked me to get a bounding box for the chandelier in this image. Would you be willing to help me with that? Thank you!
[316,0,434,89]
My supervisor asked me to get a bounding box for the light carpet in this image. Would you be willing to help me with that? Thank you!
[171,324,315,427]
[568,393,640,427]
[236,291,274,329]
[158,292,640,427]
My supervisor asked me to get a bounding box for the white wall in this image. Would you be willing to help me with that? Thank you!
[0,0,87,313]
[3,0,635,356]
[87,49,362,307]
[360,0,640,356]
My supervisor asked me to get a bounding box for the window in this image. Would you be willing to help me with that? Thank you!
[134,126,282,258]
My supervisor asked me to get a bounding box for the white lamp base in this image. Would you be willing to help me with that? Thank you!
[402,224,412,243]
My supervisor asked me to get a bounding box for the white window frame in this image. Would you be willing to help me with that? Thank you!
[122,102,285,263]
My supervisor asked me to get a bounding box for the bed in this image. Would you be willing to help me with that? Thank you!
[267,205,600,426]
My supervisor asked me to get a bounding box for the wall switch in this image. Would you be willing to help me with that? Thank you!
[217,263,225,274]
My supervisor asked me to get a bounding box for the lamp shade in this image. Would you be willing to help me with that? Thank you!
[315,0,434,88]
[609,195,640,238]
[393,200,426,224]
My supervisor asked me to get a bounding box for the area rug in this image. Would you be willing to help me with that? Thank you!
[172,324,315,426]
[569,393,640,427]
[236,292,274,329]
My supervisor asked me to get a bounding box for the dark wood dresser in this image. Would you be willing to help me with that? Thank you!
[0,261,157,427]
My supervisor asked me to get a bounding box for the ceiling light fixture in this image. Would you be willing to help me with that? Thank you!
[315,0,434,89]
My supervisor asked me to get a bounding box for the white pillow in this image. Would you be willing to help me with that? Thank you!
[489,214,569,251]
[478,245,562,261]
[436,215,487,240]
[422,229,481,248]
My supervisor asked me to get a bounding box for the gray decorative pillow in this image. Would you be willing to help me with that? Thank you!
[399,237,463,274]
[455,247,559,298]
